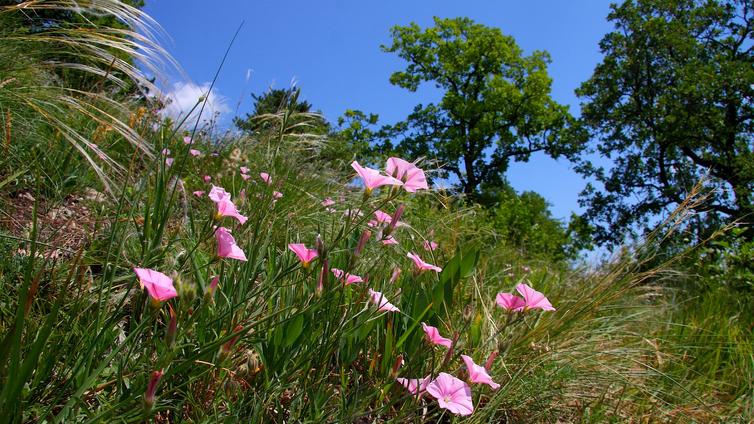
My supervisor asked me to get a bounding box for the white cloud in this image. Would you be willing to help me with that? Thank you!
[158,81,231,125]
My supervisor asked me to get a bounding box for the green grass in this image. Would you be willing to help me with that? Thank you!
[0,1,752,422]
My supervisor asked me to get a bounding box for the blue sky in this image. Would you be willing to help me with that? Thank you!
[144,0,615,220]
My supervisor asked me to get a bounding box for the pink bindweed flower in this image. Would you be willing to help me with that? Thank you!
[165,158,174,167]
[133,268,178,302]
[381,236,399,246]
[368,289,400,312]
[407,252,442,273]
[193,190,205,197]
[203,175,212,183]
[495,292,526,311]
[215,227,247,261]
[385,157,429,192]
[208,185,231,202]
[330,268,364,285]
[288,243,318,268]
[396,375,432,397]
[241,173,251,181]
[351,161,403,193]
[183,136,193,144]
[461,355,500,390]
[321,197,335,207]
[516,283,556,311]
[240,166,250,174]
[260,172,271,185]
[426,372,474,416]
[423,240,439,251]
[189,149,201,157]
[209,186,247,225]
[373,210,393,225]
[272,191,283,200]
[161,148,170,155]
[421,322,453,348]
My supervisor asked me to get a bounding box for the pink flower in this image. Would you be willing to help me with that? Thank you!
[396,375,432,396]
[381,236,399,245]
[331,268,364,285]
[407,252,442,273]
[272,191,283,200]
[241,173,251,181]
[288,243,318,268]
[161,148,170,155]
[495,292,526,312]
[133,268,178,302]
[183,136,193,144]
[203,175,212,183]
[421,322,452,348]
[240,166,250,174]
[426,372,474,416]
[516,283,556,311]
[423,240,438,251]
[368,288,400,312]
[192,190,205,197]
[351,161,403,192]
[208,185,231,202]
[189,149,201,157]
[321,197,335,207]
[385,157,429,192]
[209,186,247,225]
[260,172,271,185]
[461,355,500,389]
[165,158,174,167]
[215,227,247,261]
[373,210,392,225]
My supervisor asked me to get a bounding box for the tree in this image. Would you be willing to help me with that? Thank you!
[576,0,754,245]
[379,17,580,197]
[234,87,329,135]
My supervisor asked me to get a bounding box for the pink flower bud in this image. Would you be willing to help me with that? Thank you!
[354,230,371,257]
[144,369,164,410]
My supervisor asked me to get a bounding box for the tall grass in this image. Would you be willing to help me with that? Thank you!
[1,104,750,421]
[0,3,751,423]
[0,0,173,195]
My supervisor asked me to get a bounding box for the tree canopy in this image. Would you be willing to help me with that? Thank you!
[377,17,581,197]
[577,0,754,245]
[234,87,329,135]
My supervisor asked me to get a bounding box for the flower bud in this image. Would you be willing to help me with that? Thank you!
[353,230,371,258]
[315,234,326,258]
[389,267,401,284]
[144,369,164,411]
[166,304,177,348]
[484,350,499,371]
[385,204,405,236]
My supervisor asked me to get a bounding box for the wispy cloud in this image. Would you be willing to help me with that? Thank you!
[158,81,231,124]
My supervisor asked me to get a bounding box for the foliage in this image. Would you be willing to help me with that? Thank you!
[576,0,754,245]
[374,17,582,197]
[234,87,330,136]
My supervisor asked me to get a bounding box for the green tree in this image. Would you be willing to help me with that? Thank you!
[487,185,591,261]
[379,17,581,197]
[576,0,754,245]
[234,87,329,135]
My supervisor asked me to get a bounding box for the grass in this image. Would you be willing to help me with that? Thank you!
[0,1,752,423]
